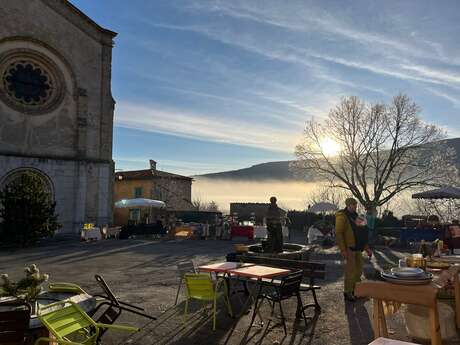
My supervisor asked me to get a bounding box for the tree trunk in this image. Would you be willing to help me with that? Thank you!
[366,205,377,245]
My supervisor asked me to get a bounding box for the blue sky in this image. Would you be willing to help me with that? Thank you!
[71,0,460,176]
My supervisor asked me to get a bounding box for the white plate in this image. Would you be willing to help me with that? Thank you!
[381,271,432,285]
[390,267,424,277]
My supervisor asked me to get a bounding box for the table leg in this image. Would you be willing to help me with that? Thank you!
[237,279,257,317]
[372,299,381,338]
[377,300,388,337]
[454,271,460,329]
[249,283,263,326]
[429,302,442,345]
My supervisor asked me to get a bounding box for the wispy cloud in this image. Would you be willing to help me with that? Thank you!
[148,20,460,93]
[114,156,237,175]
[188,1,460,66]
[425,87,460,109]
[115,101,301,152]
[174,1,460,92]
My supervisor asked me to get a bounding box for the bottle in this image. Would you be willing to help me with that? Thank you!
[419,240,429,258]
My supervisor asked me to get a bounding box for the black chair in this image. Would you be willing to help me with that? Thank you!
[93,274,156,320]
[0,301,31,345]
[90,301,124,343]
[249,270,307,334]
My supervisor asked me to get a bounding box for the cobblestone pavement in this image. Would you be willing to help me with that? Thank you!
[1,236,459,344]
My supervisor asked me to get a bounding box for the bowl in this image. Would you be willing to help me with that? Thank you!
[390,267,425,277]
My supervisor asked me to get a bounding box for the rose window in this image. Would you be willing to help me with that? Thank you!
[0,51,65,114]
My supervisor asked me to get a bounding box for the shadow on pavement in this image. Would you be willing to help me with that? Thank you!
[345,299,374,345]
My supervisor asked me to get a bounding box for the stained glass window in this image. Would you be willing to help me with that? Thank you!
[3,62,52,106]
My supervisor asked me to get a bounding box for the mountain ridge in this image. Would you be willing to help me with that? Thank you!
[196,137,460,181]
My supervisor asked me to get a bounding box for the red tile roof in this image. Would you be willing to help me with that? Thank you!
[114,169,192,181]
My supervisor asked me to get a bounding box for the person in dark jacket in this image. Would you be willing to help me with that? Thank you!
[336,198,372,302]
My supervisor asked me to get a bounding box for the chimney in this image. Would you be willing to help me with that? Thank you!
[149,160,157,171]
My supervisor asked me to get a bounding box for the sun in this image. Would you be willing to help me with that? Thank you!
[319,137,341,157]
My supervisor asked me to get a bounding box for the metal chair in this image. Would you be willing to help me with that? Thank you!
[183,273,232,331]
[94,274,156,320]
[174,261,197,305]
[0,301,31,345]
[48,282,88,295]
[249,270,307,334]
[34,300,138,345]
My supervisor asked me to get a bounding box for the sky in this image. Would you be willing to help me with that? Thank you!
[71,0,460,176]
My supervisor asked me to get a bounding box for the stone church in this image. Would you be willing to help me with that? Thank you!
[0,0,116,234]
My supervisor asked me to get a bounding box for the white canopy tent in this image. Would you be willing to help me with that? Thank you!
[411,186,460,200]
[308,202,338,213]
[114,198,166,225]
[114,198,166,209]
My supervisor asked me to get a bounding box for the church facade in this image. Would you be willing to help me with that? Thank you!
[0,0,117,234]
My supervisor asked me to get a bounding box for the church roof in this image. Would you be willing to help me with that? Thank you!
[43,0,117,40]
[62,0,117,37]
[115,169,193,181]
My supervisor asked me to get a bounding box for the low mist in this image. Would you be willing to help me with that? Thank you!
[192,177,415,216]
[193,178,321,213]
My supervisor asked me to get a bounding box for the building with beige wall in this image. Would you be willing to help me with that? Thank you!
[0,0,116,234]
[114,160,194,225]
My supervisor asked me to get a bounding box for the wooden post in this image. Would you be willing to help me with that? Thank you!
[429,301,442,345]
[373,299,381,338]
[377,300,388,337]
[454,271,460,329]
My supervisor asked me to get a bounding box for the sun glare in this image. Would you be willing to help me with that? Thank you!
[319,138,341,157]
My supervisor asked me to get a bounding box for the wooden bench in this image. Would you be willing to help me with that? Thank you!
[226,254,325,312]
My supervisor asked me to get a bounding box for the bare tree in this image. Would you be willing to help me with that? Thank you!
[192,198,220,212]
[192,197,203,211]
[305,185,347,210]
[294,94,457,214]
[410,199,460,223]
[206,201,220,212]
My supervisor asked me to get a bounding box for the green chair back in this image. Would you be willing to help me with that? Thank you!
[184,273,215,300]
[38,301,98,344]
[36,300,138,345]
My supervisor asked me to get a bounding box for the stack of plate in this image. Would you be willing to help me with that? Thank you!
[380,267,433,285]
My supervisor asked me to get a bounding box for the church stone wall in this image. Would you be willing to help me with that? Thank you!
[0,0,116,234]
[0,0,115,160]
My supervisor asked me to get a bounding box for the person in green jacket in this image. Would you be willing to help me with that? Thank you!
[336,198,372,302]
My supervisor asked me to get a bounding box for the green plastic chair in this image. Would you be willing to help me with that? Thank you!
[48,282,88,295]
[183,273,232,331]
[34,300,139,345]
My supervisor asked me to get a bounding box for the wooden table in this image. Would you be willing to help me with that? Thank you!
[355,281,441,345]
[369,337,421,345]
[356,260,460,345]
[198,262,254,273]
[228,265,291,320]
[228,265,291,279]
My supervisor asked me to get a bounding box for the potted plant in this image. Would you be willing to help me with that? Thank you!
[0,264,49,313]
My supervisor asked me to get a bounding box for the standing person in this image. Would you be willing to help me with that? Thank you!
[445,219,460,254]
[215,217,223,240]
[335,198,371,302]
[266,196,283,253]
[203,221,210,240]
